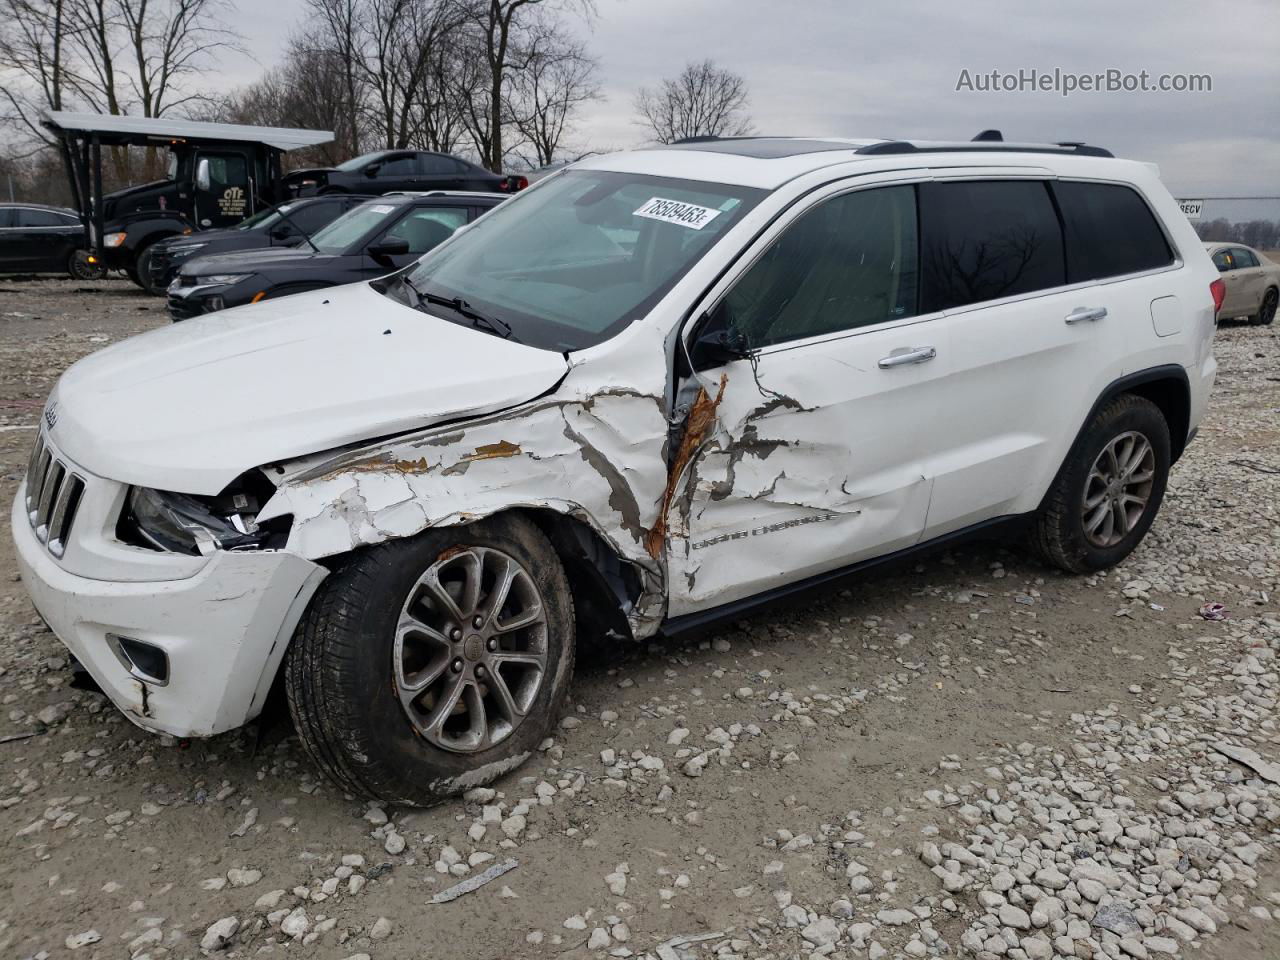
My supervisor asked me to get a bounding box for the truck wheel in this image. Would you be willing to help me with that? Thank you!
[67,250,105,281]
[135,244,167,296]
[285,514,575,805]
[1030,394,1170,574]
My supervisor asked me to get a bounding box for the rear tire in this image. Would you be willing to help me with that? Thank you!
[67,250,105,281]
[285,514,575,805]
[1030,394,1170,574]
[1252,288,1277,326]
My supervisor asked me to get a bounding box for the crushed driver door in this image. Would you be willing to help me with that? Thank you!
[664,179,951,616]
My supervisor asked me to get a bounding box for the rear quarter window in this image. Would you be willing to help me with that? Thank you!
[1052,181,1174,282]
[919,180,1065,312]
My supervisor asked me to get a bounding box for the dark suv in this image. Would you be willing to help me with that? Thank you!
[167,192,504,320]
[290,150,527,196]
[146,194,372,294]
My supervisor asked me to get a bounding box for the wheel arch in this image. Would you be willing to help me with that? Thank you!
[1083,365,1192,465]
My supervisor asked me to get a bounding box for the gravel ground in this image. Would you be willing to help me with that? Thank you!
[1,275,1278,960]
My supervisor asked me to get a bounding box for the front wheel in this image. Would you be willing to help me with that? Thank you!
[285,513,575,805]
[135,244,167,296]
[1030,394,1170,574]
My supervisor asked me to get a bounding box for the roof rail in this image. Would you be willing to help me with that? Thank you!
[856,139,1113,158]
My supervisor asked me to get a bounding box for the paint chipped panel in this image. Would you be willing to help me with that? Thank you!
[665,368,934,614]
[259,370,672,637]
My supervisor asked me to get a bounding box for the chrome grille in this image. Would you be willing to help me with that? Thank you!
[25,431,86,559]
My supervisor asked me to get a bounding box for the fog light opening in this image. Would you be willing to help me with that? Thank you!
[106,634,170,687]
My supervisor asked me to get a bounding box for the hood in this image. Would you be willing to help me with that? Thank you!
[103,179,177,221]
[178,246,332,276]
[49,282,568,494]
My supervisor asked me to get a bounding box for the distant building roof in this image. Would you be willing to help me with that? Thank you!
[43,112,333,151]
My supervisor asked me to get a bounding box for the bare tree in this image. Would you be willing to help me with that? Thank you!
[634,59,752,144]
[463,0,592,171]
[506,25,598,167]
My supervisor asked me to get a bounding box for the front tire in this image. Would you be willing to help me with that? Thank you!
[285,514,575,805]
[135,244,167,296]
[67,250,105,281]
[1031,394,1170,574]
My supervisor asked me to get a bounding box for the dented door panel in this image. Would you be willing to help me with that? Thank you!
[666,322,950,615]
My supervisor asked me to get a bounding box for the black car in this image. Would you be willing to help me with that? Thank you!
[0,203,102,278]
[288,150,527,197]
[167,192,505,320]
[145,194,372,295]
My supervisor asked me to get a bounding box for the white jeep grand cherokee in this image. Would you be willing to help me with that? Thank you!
[15,135,1220,804]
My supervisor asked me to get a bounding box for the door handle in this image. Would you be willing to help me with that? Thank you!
[878,346,937,368]
[1065,306,1107,325]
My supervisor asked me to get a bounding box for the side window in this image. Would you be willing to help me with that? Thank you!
[0,208,13,228]
[377,156,416,177]
[1053,181,1174,281]
[385,206,469,254]
[1233,248,1259,268]
[1212,249,1234,272]
[418,154,457,175]
[205,155,247,190]
[18,208,69,227]
[919,180,1065,312]
[714,185,918,349]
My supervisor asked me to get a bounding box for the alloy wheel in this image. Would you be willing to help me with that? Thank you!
[1081,430,1156,548]
[393,546,548,753]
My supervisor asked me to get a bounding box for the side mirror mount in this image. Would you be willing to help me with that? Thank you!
[689,321,750,370]
[363,164,380,178]
[368,236,411,263]
[195,158,211,192]
[269,225,296,242]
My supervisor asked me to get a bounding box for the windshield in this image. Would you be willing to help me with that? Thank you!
[310,202,400,254]
[235,203,291,232]
[335,151,385,173]
[398,170,764,350]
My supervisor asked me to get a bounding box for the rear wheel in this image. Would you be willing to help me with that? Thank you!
[66,250,105,281]
[1031,394,1170,574]
[285,514,575,805]
[1252,288,1277,326]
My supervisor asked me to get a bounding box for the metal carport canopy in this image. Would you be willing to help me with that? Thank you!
[42,112,333,151]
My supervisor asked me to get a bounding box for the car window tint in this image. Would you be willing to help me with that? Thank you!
[1053,181,1173,282]
[290,202,340,232]
[714,185,918,349]
[919,180,1065,311]
[18,208,70,227]
[418,154,457,175]
[387,207,469,254]
[1211,249,1233,271]
[1233,247,1259,268]
[377,156,415,176]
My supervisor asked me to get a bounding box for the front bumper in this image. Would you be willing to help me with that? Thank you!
[12,488,327,737]
[165,279,254,321]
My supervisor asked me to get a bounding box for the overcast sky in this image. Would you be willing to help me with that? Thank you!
[222,0,1278,211]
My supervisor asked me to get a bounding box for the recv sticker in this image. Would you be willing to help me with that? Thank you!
[633,197,723,230]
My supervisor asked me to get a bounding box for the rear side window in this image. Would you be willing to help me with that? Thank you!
[18,208,71,227]
[919,180,1065,312]
[1053,181,1173,282]
[0,208,15,227]
[419,155,458,175]
[1232,247,1259,268]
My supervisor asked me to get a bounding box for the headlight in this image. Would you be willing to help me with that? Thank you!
[118,474,287,556]
[170,243,207,258]
[104,232,127,248]
[194,273,251,286]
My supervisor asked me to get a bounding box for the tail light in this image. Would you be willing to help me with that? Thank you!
[1210,278,1226,314]
[500,174,529,192]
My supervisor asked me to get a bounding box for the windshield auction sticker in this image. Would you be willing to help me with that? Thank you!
[633,197,723,230]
